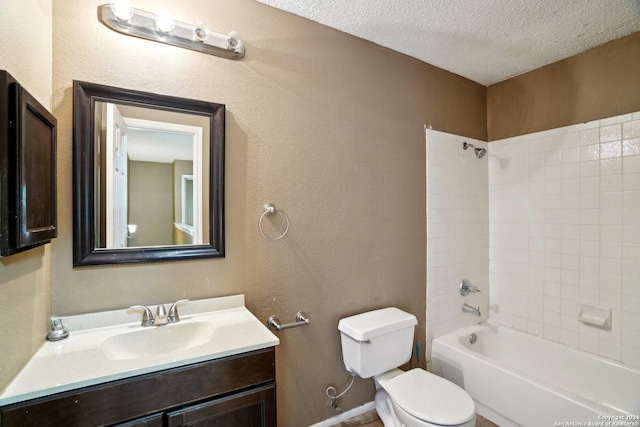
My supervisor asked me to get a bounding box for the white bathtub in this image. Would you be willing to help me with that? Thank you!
[431,323,640,427]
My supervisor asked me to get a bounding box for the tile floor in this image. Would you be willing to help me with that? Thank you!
[333,409,498,427]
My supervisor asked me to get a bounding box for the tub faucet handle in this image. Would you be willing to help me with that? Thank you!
[460,278,480,296]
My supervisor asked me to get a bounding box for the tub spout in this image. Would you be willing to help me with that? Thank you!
[462,303,481,317]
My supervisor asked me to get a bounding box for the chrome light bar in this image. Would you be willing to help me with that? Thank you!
[98,4,245,60]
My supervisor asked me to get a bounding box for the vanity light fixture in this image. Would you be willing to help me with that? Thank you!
[98,3,244,59]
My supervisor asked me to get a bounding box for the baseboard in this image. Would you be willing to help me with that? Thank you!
[309,401,376,427]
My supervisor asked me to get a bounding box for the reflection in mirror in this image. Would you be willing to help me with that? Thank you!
[73,81,224,266]
[94,102,210,248]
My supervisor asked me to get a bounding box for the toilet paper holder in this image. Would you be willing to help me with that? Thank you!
[268,311,309,330]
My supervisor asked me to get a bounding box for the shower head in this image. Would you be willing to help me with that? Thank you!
[462,141,487,159]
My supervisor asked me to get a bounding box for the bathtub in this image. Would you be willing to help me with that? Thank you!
[431,323,640,427]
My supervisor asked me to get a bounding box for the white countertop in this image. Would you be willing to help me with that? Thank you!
[0,295,279,406]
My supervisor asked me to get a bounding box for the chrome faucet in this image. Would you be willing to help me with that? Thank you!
[130,299,189,327]
[462,303,481,317]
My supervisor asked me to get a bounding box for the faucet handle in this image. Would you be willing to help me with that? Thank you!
[168,299,189,323]
[460,278,480,296]
[130,305,154,327]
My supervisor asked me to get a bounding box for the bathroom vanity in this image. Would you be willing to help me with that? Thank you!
[0,295,279,427]
[0,348,275,427]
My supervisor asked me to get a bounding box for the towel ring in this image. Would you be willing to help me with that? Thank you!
[259,203,290,240]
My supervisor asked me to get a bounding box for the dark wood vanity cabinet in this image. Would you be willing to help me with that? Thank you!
[0,348,276,427]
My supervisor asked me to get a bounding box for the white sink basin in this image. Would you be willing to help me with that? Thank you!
[0,295,280,406]
[101,321,216,360]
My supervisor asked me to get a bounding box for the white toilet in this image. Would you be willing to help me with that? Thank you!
[338,307,475,427]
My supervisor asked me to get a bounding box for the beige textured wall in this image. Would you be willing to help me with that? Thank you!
[51,0,485,424]
[0,0,52,392]
[0,0,52,106]
[488,31,640,140]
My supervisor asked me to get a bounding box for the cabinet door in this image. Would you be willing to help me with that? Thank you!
[0,71,57,257]
[14,82,57,248]
[166,384,276,427]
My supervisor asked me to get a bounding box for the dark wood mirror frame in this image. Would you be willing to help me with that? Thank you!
[73,81,224,266]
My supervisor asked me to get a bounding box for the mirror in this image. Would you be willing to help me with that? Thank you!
[73,81,224,266]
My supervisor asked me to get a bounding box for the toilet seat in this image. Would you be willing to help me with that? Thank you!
[382,369,475,426]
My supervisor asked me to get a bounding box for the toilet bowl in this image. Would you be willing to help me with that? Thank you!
[338,308,476,427]
[375,368,475,427]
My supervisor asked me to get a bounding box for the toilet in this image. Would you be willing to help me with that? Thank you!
[338,307,475,427]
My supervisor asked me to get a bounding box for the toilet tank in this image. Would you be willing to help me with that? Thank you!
[338,307,417,378]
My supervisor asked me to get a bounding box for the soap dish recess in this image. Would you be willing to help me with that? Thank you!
[577,304,611,329]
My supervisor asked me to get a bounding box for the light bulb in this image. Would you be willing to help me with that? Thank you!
[193,23,209,42]
[110,0,134,22]
[226,31,243,50]
[155,10,175,33]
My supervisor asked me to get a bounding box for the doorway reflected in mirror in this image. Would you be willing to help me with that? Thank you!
[95,102,208,249]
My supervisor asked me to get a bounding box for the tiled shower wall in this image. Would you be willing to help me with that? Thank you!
[489,112,640,369]
[426,129,489,364]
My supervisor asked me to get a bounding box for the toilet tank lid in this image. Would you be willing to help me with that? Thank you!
[338,308,417,341]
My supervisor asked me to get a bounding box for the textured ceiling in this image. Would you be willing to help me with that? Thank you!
[256,0,640,86]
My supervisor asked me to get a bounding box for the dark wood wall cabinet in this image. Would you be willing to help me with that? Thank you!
[0,348,276,427]
[0,70,57,257]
